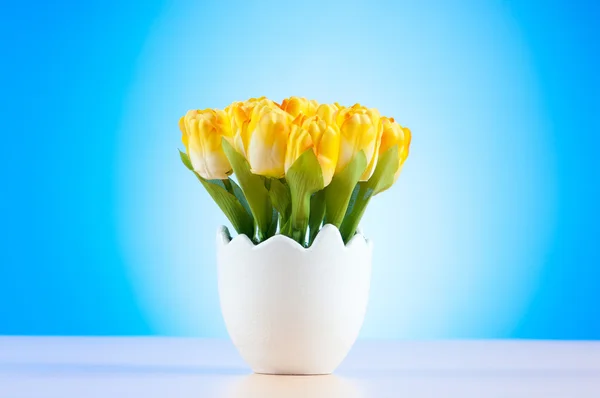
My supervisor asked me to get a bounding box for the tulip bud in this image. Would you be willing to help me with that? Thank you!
[315,103,342,125]
[225,97,277,157]
[280,96,319,118]
[380,117,412,181]
[302,116,340,186]
[179,109,233,180]
[335,104,382,181]
[243,103,294,178]
[284,123,313,174]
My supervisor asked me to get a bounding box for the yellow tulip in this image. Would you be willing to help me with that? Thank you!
[284,118,313,174]
[301,116,340,186]
[225,97,276,156]
[179,109,233,180]
[315,103,343,125]
[280,96,319,118]
[243,102,294,178]
[335,104,382,181]
[379,117,412,181]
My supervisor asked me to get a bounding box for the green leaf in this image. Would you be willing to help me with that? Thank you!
[343,184,361,219]
[285,149,324,245]
[338,183,371,243]
[339,145,400,242]
[267,207,279,238]
[228,178,253,219]
[208,178,253,221]
[324,151,367,227]
[222,139,273,242]
[308,190,326,245]
[366,145,400,196]
[179,149,193,171]
[279,218,292,236]
[268,179,291,221]
[180,149,254,238]
[222,178,234,194]
[195,174,254,238]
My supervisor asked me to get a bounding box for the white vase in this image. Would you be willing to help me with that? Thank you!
[217,224,372,375]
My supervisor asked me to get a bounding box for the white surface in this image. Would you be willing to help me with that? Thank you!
[217,224,372,374]
[1,338,599,397]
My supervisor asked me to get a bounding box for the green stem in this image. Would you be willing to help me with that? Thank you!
[324,151,367,227]
[308,190,326,245]
[285,150,324,246]
[289,185,311,245]
[339,145,402,242]
[222,178,234,195]
[222,140,273,242]
[339,182,374,243]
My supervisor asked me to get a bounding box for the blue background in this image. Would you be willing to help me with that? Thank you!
[1,0,598,339]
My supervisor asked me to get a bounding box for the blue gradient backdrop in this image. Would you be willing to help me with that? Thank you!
[1,0,598,338]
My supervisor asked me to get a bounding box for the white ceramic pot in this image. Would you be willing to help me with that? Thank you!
[217,224,372,375]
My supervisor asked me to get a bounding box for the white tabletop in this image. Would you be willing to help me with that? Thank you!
[1,337,599,397]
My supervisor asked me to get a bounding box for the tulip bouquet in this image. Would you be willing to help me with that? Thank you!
[179,97,411,247]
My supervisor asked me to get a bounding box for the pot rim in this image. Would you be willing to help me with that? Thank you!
[217,224,371,252]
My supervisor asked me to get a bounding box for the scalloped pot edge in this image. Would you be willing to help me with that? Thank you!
[216,223,372,253]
